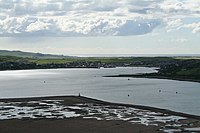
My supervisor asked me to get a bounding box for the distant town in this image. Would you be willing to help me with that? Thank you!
[0,50,199,82]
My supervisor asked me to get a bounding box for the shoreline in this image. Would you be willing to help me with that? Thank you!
[0,95,199,119]
[0,67,101,72]
[104,74,200,83]
[1,67,199,83]
[0,95,200,133]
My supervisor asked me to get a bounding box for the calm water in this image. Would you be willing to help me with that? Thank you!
[0,67,199,116]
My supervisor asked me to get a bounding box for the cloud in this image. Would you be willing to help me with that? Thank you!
[183,22,200,33]
[165,19,183,32]
[0,0,199,37]
[158,0,200,14]
[157,0,200,33]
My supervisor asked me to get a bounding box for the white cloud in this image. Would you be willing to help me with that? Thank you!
[159,0,200,14]
[26,20,51,32]
[0,0,199,37]
[184,0,200,13]
[159,0,184,13]
[183,22,200,33]
[165,19,183,32]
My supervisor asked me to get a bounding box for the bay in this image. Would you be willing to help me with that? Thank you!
[0,67,199,116]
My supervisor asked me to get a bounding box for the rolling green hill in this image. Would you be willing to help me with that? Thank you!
[0,50,71,59]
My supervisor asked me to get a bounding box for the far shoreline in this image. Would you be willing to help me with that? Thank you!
[1,66,199,83]
[104,74,200,83]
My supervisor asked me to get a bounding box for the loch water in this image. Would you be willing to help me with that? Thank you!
[0,67,199,115]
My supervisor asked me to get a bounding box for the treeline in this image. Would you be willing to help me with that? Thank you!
[158,59,200,79]
[130,59,200,81]
[0,61,102,70]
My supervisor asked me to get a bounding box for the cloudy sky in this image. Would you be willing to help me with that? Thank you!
[0,0,199,55]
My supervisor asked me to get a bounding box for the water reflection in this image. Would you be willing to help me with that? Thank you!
[0,67,199,115]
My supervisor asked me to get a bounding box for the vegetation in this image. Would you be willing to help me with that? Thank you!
[0,55,176,65]
[0,50,69,59]
[0,50,199,82]
[106,59,200,82]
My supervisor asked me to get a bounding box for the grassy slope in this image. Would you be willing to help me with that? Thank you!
[0,56,28,62]
[0,50,68,59]
[0,49,176,64]
[0,55,175,65]
[176,68,200,77]
[29,57,175,64]
[100,57,200,82]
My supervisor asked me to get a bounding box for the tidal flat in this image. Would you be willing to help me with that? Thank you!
[0,96,200,133]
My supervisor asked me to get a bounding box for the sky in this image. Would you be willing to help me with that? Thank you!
[0,0,199,55]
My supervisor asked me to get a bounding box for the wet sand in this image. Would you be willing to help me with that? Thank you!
[0,118,162,133]
[0,96,200,133]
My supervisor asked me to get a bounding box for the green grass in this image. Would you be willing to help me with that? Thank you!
[77,57,175,63]
[30,59,74,64]
[0,56,28,62]
[176,68,200,76]
[175,57,200,60]
[0,56,176,65]
[0,50,68,59]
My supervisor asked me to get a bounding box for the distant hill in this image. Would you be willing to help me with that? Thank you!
[0,50,71,59]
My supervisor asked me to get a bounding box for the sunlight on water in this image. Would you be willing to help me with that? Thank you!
[0,67,199,115]
[0,69,59,79]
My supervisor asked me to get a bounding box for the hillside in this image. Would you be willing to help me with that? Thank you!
[0,50,70,59]
[105,59,200,83]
